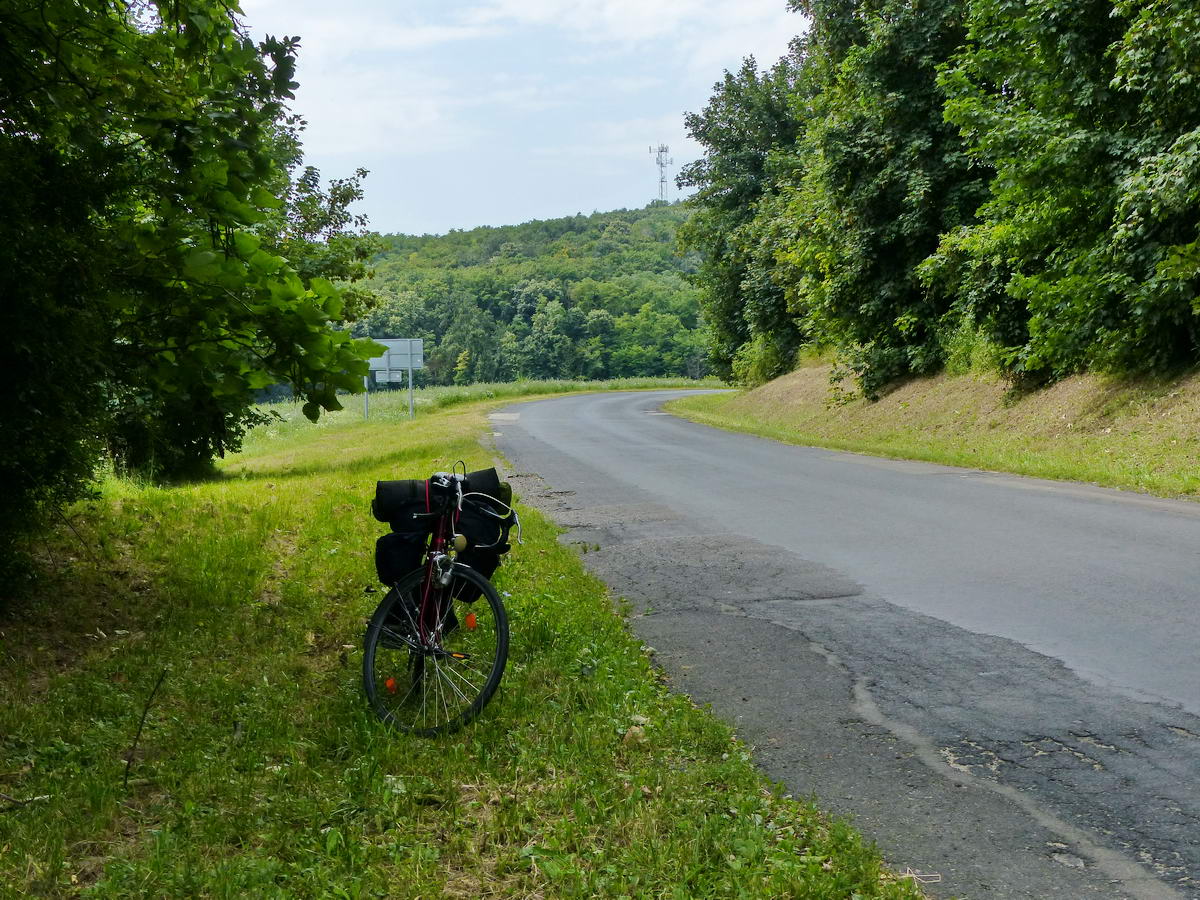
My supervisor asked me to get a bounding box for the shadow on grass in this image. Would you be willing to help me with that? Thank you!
[999,366,1196,413]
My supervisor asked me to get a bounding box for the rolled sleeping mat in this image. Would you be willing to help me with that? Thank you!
[465,467,512,506]
[464,467,501,499]
[372,479,427,524]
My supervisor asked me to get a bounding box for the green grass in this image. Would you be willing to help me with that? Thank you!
[238,378,720,465]
[0,389,918,898]
[668,372,1200,499]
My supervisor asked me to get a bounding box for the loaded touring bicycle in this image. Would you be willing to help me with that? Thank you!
[364,465,518,735]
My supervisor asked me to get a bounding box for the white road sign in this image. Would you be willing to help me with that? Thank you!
[364,337,423,420]
[368,338,424,372]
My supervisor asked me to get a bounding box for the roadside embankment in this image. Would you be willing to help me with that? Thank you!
[669,365,1200,499]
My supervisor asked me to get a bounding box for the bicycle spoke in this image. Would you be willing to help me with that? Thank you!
[429,653,455,725]
[379,622,417,651]
[443,650,490,686]
[427,667,436,734]
[398,599,420,634]
[431,654,473,706]
[387,672,421,713]
[377,653,420,719]
[433,591,453,636]
[440,658,484,700]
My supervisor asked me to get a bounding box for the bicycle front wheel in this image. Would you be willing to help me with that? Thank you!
[363,563,509,736]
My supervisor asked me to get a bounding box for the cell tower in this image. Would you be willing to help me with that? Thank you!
[649,143,673,202]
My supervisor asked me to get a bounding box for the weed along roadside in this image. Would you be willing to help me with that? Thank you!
[0,386,921,897]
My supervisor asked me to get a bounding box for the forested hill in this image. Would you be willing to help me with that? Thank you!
[357,203,709,385]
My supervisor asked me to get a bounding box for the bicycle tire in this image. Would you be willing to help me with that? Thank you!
[363,563,508,736]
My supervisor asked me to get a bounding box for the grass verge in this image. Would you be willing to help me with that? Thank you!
[0,388,918,898]
[668,365,1200,499]
[237,378,720,469]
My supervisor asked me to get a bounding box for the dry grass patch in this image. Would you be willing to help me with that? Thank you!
[673,364,1200,497]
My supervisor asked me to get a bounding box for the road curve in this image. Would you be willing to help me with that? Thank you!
[495,389,1200,899]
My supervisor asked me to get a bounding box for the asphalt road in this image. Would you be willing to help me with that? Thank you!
[494,390,1200,900]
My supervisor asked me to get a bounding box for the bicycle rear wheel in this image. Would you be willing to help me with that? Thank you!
[363,563,508,735]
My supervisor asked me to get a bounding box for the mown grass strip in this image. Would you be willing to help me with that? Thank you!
[669,368,1200,499]
[0,389,919,898]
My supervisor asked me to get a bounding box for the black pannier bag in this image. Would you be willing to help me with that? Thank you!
[372,479,430,531]
[373,479,433,585]
[375,531,426,585]
[458,494,513,551]
[463,467,514,511]
[456,549,500,591]
[455,468,517,600]
[463,467,504,502]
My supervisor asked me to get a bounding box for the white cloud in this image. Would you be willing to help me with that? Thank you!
[242,3,501,156]
[462,74,576,114]
[465,0,707,39]
[236,0,806,230]
[309,21,496,54]
[466,0,800,72]
[242,3,501,66]
[292,68,480,157]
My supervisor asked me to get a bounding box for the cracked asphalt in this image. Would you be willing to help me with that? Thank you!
[494,390,1200,899]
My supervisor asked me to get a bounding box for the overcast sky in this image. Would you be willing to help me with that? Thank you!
[240,0,804,236]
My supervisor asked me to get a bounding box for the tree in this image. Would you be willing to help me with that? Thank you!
[579,309,617,378]
[524,300,576,379]
[261,117,384,321]
[0,0,379,566]
[611,305,690,377]
[773,0,986,396]
[931,0,1200,380]
[678,54,808,382]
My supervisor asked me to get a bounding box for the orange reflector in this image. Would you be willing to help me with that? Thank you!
[385,677,397,694]
[450,652,468,660]
[465,613,477,630]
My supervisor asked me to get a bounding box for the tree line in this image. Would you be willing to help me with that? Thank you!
[0,1,711,573]
[1,0,380,572]
[680,0,1200,396]
[357,204,709,385]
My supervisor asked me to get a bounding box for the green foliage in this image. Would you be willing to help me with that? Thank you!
[683,0,1200,395]
[260,118,385,320]
[940,318,1002,377]
[683,0,984,396]
[360,205,710,384]
[780,0,987,397]
[0,0,379,559]
[727,333,794,387]
[936,0,1200,380]
[677,57,808,382]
